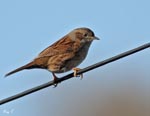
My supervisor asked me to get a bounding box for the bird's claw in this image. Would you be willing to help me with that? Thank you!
[72,68,83,79]
[53,83,58,88]
[52,73,60,88]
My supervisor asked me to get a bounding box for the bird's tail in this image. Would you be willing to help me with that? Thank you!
[5,61,37,77]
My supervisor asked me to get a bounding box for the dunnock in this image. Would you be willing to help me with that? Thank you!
[5,27,99,84]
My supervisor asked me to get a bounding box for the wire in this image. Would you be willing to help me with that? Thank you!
[0,42,150,105]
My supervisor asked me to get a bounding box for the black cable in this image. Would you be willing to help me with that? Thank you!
[0,42,149,105]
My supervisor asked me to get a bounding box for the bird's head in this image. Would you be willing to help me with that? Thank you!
[69,27,99,43]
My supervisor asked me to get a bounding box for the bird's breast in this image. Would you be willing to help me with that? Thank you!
[47,42,92,73]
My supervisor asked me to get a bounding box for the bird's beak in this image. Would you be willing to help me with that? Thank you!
[93,36,100,40]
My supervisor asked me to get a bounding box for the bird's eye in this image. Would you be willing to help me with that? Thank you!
[84,33,88,37]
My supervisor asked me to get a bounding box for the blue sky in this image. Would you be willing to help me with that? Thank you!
[0,0,150,116]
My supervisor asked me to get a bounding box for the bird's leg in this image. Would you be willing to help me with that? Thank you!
[72,68,83,79]
[52,73,59,87]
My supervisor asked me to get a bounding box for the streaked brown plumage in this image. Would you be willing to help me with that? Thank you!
[5,27,99,83]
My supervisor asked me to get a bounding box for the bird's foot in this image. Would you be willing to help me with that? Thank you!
[72,68,83,80]
[52,73,60,87]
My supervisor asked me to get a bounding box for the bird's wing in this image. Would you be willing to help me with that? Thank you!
[37,35,81,58]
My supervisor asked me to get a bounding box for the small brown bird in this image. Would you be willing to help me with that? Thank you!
[5,27,99,84]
